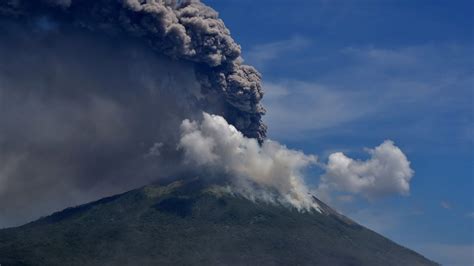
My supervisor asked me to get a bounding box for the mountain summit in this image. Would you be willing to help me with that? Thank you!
[0,178,437,266]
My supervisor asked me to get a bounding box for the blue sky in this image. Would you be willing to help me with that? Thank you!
[205,0,473,265]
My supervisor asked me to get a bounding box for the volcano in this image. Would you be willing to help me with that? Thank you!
[0,178,437,266]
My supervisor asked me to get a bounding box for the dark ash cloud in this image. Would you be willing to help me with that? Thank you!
[1,0,266,139]
[0,0,266,227]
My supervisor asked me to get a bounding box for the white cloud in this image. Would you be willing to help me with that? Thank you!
[178,112,320,211]
[318,140,414,199]
[178,114,415,207]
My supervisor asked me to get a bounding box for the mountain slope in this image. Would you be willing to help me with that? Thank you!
[0,178,437,266]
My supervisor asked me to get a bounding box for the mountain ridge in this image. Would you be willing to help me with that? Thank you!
[0,178,438,266]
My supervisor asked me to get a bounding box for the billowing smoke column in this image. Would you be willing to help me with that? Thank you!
[0,0,414,228]
[1,0,266,140]
[178,113,321,211]
[0,0,265,227]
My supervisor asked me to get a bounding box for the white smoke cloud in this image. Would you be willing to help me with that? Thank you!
[318,140,414,199]
[178,113,321,211]
[178,114,415,209]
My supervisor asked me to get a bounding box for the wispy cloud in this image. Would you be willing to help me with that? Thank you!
[260,42,473,142]
[245,36,311,69]
[440,201,452,209]
[336,195,354,203]
[345,207,410,234]
[412,243,474,266]
[263,80,375,137]
[340,207,474,266]
[355,210,398,233]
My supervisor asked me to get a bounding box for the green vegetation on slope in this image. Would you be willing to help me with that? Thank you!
[0,179,437,266]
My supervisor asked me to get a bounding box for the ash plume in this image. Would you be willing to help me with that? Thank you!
[0,0,415,228]
[1,0,266,140]
[0,0,265,227]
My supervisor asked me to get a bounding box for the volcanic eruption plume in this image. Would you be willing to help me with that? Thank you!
[0,0,272,227]
[0,0,413,228]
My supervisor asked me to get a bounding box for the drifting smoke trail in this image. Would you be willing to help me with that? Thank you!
[178,113,321,211]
